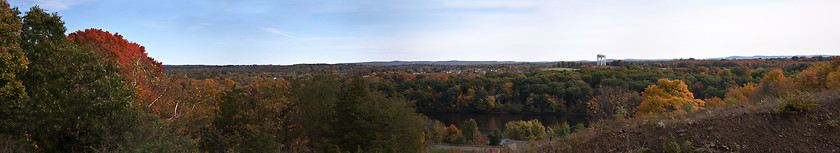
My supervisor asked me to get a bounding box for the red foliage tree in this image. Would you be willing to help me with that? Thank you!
[67,29,173,118]
[67,28,161,71]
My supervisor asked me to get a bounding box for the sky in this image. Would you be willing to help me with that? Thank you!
[8,0,840,65]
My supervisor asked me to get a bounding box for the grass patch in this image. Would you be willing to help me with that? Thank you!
[542,68,578,71]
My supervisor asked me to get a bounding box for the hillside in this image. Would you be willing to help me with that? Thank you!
[558,92,840,152]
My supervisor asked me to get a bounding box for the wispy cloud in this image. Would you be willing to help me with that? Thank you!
[257,27,295,39]
[11,0,94,11]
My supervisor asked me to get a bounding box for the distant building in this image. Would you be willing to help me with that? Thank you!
[597,54,606,66]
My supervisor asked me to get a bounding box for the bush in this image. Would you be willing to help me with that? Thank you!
[776,91,816,114]
[572,123,586,134]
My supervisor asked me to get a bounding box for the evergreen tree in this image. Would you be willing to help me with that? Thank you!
[488,129,503,145]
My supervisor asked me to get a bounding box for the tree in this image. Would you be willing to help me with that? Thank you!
[756,69,795,98]
[202,78,303,152]
[635,79,705,116]
[723,82,757,106]
[294,72,426,152]
[0,0,27,137]
[795,63,831,90]
[19,6,192,152]
[503,119,546,140]
[551,122,571,138]
[19,6,64,50]
[488,129,503,145]
[461,118,479,144]
[443,124,465,144]
[587,87,642,119]
[67,29,169,119]
[796,57,840,90]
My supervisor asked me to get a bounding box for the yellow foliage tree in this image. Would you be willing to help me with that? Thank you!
[798,57,840,89]
[795,63,832,89]
[635,79,704,116]
[828,71,840,89]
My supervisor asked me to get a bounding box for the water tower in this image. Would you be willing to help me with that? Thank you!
[597,54,606,66]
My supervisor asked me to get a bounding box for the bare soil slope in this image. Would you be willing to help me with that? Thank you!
[569,92,840,152]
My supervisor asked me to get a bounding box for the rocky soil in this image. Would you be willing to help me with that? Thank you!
[565,92,840,152]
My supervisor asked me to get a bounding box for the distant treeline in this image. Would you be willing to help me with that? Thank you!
[165,56,835,114]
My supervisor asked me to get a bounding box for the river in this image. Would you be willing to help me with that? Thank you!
[422,112,590,134]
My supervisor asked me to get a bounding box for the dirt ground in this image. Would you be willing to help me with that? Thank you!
[563,92,840,152]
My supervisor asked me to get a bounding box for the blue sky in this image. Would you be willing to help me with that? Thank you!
[8,0,840,65]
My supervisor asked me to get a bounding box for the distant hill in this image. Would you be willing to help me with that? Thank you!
[705,54,836,60]
[344,55,837,66]
[348,60,538,66]
[616,55,837,62]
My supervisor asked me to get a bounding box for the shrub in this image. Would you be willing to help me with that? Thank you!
[662,136,680,153]
[776,91,816,114]
[572,123,586,134]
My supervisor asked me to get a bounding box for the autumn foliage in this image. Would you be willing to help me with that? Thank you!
[722,82,757,106]
[795,57,840,90]
[587,87,642,119]
[443,124,464,143]
[67,28,161,71]
[67,29,174,119]
[754,69,795,98]
[636,79,705,116]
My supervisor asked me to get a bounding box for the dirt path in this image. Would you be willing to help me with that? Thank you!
[432,140,528,152]
[432,143,501,152]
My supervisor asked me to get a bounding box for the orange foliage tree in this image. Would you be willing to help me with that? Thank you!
[756,69,795,98]
[443,124,463,143]
[722,82,757,106]
[635,79,705,116]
